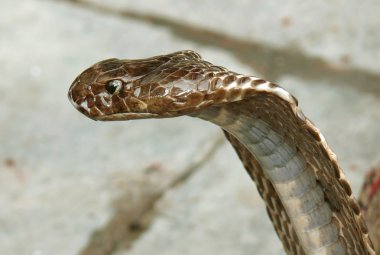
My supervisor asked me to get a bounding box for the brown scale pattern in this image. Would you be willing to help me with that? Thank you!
[224,131,306,255]
[219,95,374,254]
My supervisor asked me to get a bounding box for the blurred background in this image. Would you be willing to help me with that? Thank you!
[1,1,380,254]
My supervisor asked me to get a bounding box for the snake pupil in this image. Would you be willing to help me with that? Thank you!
[106,80,122,94]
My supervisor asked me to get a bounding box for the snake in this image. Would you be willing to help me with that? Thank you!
[359,166,380,253]
[68,50,378,255]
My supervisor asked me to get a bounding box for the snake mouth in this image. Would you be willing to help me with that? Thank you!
[95,110,191,121]
[96,112,162,121]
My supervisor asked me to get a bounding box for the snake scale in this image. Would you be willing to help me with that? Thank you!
[68,50,378,254]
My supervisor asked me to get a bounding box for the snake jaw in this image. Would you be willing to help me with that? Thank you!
[96,112,161,121]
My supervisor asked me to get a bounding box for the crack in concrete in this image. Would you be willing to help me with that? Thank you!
[62,0,380,97]
[78,134,225,255]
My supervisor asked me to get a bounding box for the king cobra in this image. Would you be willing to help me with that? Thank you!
[68,50,379,254]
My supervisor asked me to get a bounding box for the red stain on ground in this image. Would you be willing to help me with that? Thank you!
[340,54,350,65]
[145,162,164,173]
[349,164,358,171]
[4,158,16,167]
[329,25,340,33]
[280,16,293,27]
[4,157,25,182]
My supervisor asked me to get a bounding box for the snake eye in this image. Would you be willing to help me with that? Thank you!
[105,80,123,94]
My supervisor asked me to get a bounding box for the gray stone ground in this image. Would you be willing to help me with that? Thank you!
[1,0,380,255]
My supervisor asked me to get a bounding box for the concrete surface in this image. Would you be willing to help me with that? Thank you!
[1,0,380,255]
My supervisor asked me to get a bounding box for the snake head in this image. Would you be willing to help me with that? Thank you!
[68,50,227,121]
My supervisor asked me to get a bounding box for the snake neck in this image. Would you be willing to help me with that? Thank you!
[191,95,375,255]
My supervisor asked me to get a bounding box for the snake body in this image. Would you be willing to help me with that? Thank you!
[68,51,376,254]
[360,167,380,253]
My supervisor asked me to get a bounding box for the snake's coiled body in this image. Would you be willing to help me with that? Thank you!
[68,51,376,254]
